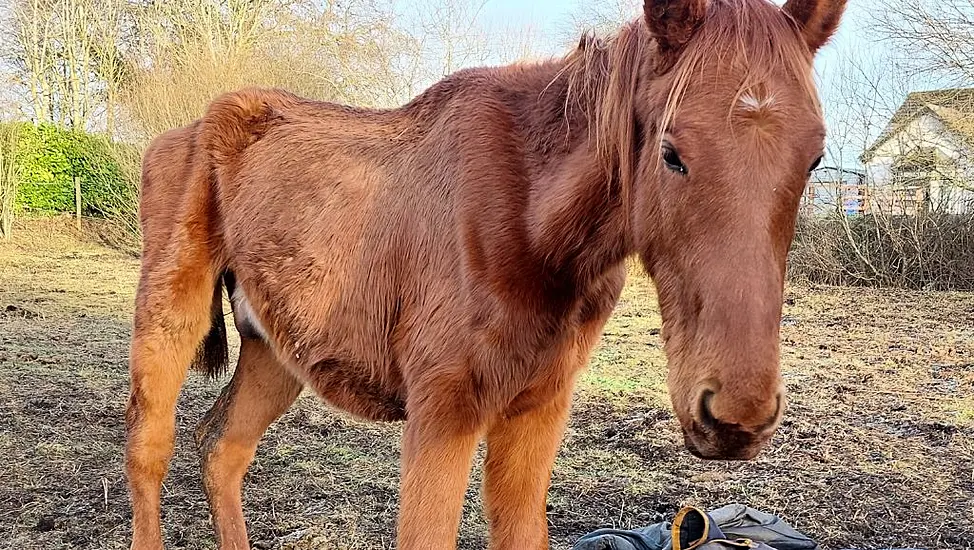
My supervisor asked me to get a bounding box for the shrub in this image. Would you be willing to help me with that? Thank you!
[8,123,137,218]
[790,212,974,290]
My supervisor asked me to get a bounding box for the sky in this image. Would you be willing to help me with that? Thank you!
[472,0,870,68]
[473,0,881,89]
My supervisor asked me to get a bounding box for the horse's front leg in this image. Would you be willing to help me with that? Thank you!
[482,383,573,550]
[396,412,481,549]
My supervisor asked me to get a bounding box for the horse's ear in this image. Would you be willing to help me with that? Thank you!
[644,0,709,72]
[782,0,848,54]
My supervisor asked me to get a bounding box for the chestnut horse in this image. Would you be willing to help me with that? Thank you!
[125,0,846,548]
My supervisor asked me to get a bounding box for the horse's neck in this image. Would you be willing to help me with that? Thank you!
[506,60,632,286]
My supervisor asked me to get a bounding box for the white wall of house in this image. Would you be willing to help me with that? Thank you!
[864,113,974,214]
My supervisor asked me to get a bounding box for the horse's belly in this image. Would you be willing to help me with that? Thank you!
[230,281,406,422]
[297,356,407,422]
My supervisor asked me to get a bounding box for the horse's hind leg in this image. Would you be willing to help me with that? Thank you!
[126,250,220,549]
[196,337,302,550]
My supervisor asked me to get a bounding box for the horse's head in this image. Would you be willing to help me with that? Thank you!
[629,0,846,460]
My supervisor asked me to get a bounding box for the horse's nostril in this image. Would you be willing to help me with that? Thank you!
[697,389,718,430]
[696,388,785,434]
[759,390,786,432]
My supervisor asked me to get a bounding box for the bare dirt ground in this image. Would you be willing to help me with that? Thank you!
[1,218,972,550]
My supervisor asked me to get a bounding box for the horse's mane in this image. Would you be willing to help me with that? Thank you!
[559,0,820,203]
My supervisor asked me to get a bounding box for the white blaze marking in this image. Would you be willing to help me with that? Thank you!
[740,92,776,111]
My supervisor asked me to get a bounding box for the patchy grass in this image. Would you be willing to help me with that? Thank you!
[579,267,669,403]
[1,218,972,550]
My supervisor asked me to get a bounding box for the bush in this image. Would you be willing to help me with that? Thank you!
[8,123,137,218]
[790,213,974,290]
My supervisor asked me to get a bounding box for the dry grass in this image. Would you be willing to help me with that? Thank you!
[1,218,972,550]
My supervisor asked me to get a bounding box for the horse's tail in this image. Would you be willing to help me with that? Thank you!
[190,277,230,380]
[179,88,299,378]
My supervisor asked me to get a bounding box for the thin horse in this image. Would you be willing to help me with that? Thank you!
[125,0,847,548]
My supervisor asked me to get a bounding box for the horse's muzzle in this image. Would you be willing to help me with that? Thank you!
[681,423,771,461]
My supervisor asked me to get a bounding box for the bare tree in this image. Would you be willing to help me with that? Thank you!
[9,0,57,123]
[7,0,119,130]
[4,0,547,138]
[819,49,917,171]
[873,0,974,84]
[121,0,421,138]
[561,0,639,46]
[421,0,489,75]
[88,0,129,137]
[0,124,19,240]
[58,0,98,130]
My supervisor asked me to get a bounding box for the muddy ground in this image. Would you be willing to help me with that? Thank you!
[1,219,972,550]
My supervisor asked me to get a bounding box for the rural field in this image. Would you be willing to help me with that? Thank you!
[1,218,972,550]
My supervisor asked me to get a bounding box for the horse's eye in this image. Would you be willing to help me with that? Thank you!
[662,145,687,175]
[809,155,824,173]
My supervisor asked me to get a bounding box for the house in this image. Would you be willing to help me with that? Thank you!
[802,166,867,217]
[861,88,974,215]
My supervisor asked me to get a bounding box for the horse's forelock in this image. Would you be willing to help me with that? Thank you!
[660,0,821,141]
[559,0,820,197]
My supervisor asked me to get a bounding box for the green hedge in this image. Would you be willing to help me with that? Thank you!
[6,123,136,217]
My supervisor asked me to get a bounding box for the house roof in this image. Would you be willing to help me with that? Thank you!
[861,88,974,163]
